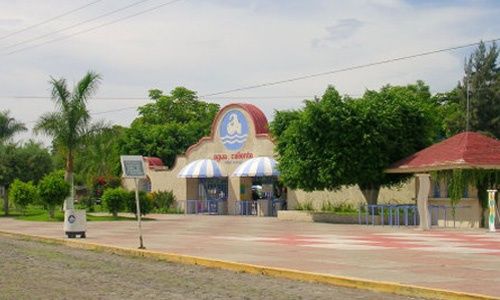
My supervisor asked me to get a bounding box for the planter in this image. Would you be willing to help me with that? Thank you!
[278,210,373,224]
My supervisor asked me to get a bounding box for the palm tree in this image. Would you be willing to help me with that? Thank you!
[0,110,27,144]
[35,71,102,210]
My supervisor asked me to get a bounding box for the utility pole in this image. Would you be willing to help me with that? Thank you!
[466,79,471,132]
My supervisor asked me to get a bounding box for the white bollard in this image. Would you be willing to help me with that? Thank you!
[487,189,497,232]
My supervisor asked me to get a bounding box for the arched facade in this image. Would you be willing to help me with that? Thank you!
[123,103,415,215]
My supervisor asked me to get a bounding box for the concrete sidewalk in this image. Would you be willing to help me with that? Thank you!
[0,214,499,298]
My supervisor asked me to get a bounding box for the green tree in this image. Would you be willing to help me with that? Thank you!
[440,41,499,137]
[272,82,440,205]
[0,110,26,144]
[102,187,129,217]
[34,71,102,209]
[352,81,439,203]
[38,170,70,218]
[119,87,219,167]
[8,179,38,214]
[272,87,358,192]
[150,190,176,213]
[75,125,123,185]
[127,190,152,217]
[0,141,53,215]
[0,111,26,215]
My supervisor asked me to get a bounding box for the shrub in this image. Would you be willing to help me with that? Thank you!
[128,190,153,217]
[92,176,122,199]
[78,195,95,212]
[38,170,70,218]
[151,190,175,213]
[320,201,358,214]
[296,201,314,211]
[9,179,38,214]
[102,188,129,217]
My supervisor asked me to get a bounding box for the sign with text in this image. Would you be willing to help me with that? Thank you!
[120,155,146,178]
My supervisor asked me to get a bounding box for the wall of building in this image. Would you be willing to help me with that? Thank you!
[426,178,482,228]
[288,180,416,210]
[125,103,484,226]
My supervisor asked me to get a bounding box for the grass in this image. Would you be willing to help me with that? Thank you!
[15,213,153,222]
[2,205,154,222]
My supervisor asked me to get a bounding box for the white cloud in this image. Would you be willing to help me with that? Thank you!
[0,0,498,145]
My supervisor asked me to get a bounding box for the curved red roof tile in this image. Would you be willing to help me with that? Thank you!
[144,157,165,169]
[387,132,500,173]
[184,103,271,156]
[237,103,269,134]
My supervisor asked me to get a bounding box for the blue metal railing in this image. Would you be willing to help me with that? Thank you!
[235,200,257,216]
[185,199,226,215]
[358,204,470,227]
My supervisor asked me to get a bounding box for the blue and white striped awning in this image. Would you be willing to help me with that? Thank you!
[232,157,280,177]
[178,159,224,178]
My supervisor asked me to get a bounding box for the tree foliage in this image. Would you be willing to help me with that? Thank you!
[74,125,123,185]
[34,71,103,208]
[102,187,129,217]
[127,190,152,217]
[8,179,38,214]
[0,110,26,144]
[437,41,499,138]
[119,87,219,167]
[271,82,440,204]
[0,141,52,215]
[38,170,70,218]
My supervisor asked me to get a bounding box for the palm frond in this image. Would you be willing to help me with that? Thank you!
[73,71,101,105]
[50,77,71,113]
[0,110,27,142]
[34,112,64,137]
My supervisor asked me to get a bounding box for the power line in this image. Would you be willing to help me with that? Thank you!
[0,0,153,52]
[0,95,316,100]
[0,0,103,41]
[1,0,184,56]
[200,38,500,97]
[11,38,500,122]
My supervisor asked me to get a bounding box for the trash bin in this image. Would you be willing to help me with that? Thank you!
[63,209,87,238]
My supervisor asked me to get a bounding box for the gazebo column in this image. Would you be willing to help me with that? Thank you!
[416,173,431,230]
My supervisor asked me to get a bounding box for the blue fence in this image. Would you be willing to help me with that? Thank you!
[185,199,226,215]
[235,200,256,215]
[358,204,450,227]
[235,199,286,216]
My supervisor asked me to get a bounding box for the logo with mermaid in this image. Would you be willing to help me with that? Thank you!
[219,110,249,151]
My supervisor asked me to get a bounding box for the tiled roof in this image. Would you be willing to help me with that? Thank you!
[386,132,500,173]
[237,103,269,134]
[144,157,165,169]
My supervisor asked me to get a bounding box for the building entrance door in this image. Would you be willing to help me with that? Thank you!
[198,178,228,214]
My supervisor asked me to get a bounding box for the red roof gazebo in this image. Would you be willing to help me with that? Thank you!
[386,132,500,173]
[386,132,500,230]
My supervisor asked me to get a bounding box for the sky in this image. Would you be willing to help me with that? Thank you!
[0,0,499,145]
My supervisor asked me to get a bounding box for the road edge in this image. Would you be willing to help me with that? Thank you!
[0,230,497,300]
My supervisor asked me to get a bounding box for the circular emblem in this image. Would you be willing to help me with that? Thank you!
[219,110,249,151]
[68,215,76,224]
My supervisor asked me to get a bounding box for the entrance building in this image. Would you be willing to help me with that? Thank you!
[124,103,416,217]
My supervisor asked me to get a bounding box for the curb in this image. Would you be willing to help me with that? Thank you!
[0,230,497,300]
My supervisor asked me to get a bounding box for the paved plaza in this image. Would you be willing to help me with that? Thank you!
[1,214,499,298]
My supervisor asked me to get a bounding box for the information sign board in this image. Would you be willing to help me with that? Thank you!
[120,155,146,178]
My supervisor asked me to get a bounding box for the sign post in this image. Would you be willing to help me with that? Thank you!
[487,189,497,233]
[120,155,146,249]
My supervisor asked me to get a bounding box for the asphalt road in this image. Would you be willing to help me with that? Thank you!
[0,235,424,300]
